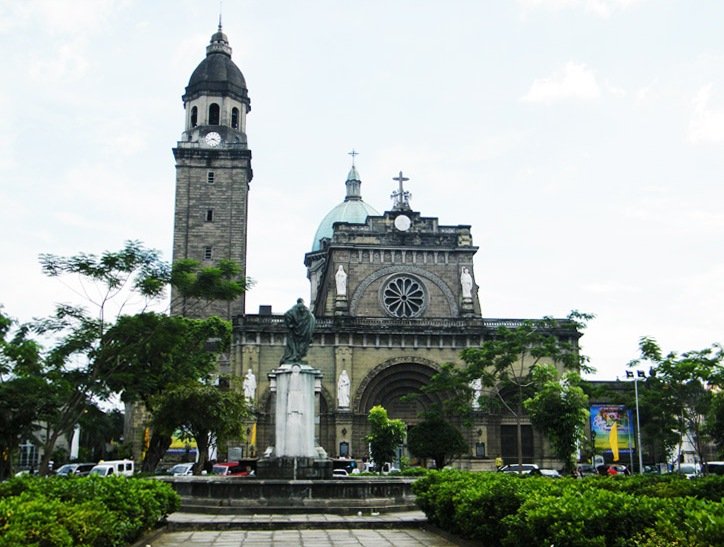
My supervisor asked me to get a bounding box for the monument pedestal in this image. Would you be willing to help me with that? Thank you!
[256,456,333,480]
[257,361,332,480]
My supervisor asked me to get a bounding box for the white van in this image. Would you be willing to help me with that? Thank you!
[89,459,135,477]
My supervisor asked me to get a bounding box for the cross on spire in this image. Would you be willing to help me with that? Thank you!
[391,171,412,210]
[348,149,359,167]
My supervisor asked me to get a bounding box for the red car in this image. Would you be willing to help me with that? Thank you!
[211,462,249,477]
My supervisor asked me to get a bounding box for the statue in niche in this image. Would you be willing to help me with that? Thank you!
[337,370,351,408]
[460,267,473,299]
[335,265,347,296]
[470,378,482,410]
[243,369,256,401]
[280,298,316,364]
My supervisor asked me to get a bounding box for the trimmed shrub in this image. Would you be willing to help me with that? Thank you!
[413,472,724,547]
[0,475,179,546]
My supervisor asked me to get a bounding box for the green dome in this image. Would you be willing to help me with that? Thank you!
[311,167,380,252]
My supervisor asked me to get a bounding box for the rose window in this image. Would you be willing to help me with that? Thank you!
[381,275,427,318]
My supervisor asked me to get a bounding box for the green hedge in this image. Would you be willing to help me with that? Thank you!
[0,475,180,547]
[412,470,724,547]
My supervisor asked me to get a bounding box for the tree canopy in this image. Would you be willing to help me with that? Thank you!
[150,381,251,474]
[524,364,589,474]
[5,241,247,475]
[407,414,468,470]
[364,406,406,473]
[419,312,593,468]
[629,337,724,466]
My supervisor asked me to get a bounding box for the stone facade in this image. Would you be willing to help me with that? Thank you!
[166,27,582,471]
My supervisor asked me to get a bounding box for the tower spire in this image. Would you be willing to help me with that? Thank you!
[218,1,223,31]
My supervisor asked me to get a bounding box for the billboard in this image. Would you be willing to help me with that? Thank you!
[590,404,634,460]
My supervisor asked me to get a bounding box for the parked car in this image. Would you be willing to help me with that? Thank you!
[89,459,135,477]
[576,464,597,477]
[498,464,540,475]
[332,468,349,478]
[704,461,724,476]
[56,463,96,477]
[674,463,701,479]
[167,463,195,476]
[539,469,563,478]
[211,462,249,477]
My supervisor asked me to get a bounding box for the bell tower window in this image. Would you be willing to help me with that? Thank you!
[205,209,214,222]
[190,106,198,127]
[231,107,239,129]
[207,171,215,184]
[204,246,213,260]
[209,103,220,125]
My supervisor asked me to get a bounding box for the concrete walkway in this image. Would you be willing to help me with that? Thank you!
[139,510,464,546]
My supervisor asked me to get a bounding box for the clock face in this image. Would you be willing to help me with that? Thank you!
[205,132,221,147]
[394,214,411,231]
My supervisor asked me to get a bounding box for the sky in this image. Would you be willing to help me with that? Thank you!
[1,0,723,381]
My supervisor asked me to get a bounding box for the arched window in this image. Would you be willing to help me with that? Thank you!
[209,103,220,125]
[231,107,239,129]
[190,106,198,127]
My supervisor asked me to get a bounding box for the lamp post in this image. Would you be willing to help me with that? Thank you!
[626,370,646,474]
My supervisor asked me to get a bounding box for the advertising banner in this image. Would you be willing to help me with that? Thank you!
[590,404,634,459]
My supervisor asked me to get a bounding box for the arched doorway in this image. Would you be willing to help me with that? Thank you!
[352,358,448,462]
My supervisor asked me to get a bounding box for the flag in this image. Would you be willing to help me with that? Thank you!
[609,422,619,462]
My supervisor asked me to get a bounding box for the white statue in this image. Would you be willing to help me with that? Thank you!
[243,369,257,401]
[461,267,473,299]
[335,265,347,296]
[470,378,482,410]
[337,369,351,408]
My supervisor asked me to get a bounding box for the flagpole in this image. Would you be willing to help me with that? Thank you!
[634,375,644,474]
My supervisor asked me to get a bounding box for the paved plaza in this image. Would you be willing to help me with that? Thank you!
[148,528,458,546]
[139,510,463,546]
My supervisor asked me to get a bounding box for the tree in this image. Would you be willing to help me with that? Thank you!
[150,381,251,474]
[365,406,406,474]
[524,365,589,475]
[98,312,232,471]
[0,308,59,479]
[407,413,468,470]
[421,312,592,469]
[629,337,724,467]
[705,390,724,458]
[30,241,247,475]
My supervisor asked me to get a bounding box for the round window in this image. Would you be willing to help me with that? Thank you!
[381,275,427,318]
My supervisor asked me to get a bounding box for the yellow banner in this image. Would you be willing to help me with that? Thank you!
[609,422,619,462]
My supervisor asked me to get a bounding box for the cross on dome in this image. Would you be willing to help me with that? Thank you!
[391,171,412,210]
[348,149,359,167]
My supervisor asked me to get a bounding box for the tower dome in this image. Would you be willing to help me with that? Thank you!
[311,166,380,251]
[183,25,250,108]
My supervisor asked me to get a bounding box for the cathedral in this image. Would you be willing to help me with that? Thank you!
[169,26,581,469]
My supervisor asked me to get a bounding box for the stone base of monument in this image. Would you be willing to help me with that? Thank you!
[256,455,333,480]
[159,476,418,515]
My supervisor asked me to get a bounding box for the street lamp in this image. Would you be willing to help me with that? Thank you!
[626,370,646,474]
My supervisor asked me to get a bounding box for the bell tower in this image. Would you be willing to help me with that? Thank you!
[171,24,252,320]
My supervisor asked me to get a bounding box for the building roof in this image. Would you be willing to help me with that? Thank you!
[183,26,250,106]
[311,167,380,252]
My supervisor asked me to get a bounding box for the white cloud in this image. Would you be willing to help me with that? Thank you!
[519,0,643,17]
[27,40,90,81]
[521,62,601,103]
[688,84,724,146]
